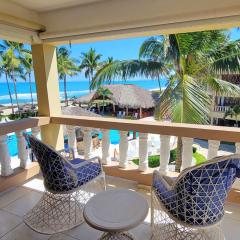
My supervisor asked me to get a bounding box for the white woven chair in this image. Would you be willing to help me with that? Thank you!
[24,134,106,234]
[151,154,240,240]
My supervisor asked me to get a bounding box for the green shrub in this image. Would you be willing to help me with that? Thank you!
[132,147,206,168]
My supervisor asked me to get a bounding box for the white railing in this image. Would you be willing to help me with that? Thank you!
[214,106,230,112]
[64,125,240,173]
[0,126,41,176]
[1,116,240,178]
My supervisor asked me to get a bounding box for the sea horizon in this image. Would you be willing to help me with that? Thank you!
[0,78,166,105]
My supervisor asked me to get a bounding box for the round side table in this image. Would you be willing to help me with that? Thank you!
[83,189,149,240]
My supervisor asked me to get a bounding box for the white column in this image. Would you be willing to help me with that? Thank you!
[31,127,41,139]
[159,135,170,172]
[139,133,148,171]
[83,128,93,159]
[181,137,194,170]
[235,142,240,154]
[119,131,129,168]
[66,125,78,158]
[101,129,111,165]
[207,140,220,160]
[0,135,13,176]
[16,130,31,169]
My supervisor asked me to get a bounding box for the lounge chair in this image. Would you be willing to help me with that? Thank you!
[24,134,106,234]
[151,154,240,240]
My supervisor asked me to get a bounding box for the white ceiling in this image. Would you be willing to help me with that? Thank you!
[10,0,105,12]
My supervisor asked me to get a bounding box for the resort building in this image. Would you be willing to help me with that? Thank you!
[0,1,239,240]
[212,74,240,126]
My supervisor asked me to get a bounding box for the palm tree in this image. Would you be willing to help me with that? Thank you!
[224,105,240,126]
[57,47,78,106]
[22,52,34,108]
[96,87,112,113]
[92,30,240,171]
[0,41,28,112]
[0,53,14,114]
[80,48,102,91]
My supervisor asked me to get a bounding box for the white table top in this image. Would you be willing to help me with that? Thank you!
[83,189,149,232]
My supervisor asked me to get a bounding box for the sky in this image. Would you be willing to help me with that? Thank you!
[0,27,239,82]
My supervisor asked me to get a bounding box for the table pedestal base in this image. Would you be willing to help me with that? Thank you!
[100,232,134,240]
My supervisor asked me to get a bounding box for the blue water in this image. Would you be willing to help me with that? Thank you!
[9,129,126,157]
[1,78,163,155]
[0,79,165,104]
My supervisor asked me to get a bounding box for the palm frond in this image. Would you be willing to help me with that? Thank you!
[91,60,166,89]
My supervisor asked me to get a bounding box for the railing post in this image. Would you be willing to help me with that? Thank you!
[0,135,13,176]
[207,140,220,160]
[119,131,128,168]
[16,130,31,169]
[31,127,41,139]
[66,125,78,158]
[159,135,170,172]
[139,132,148,171]
[101,129,111,165]
[235,142,240,154]
[181,137,193,170]
[83,128,93,159]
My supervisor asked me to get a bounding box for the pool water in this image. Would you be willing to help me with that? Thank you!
[98,129,120,145]
[7,130,135,157]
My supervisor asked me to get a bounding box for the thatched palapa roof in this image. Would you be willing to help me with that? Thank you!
[74,91,96,105]
[75,84,155,109]
[62,106,100,118]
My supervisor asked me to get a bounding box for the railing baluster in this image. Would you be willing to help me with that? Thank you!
[119,131,128,168]
[66,125,78,158]
[235,142,240,154]
[207,140,220,160]
[83,128,93,159]
[138,132,148,171]
[0,135,13,176]
[181,137,193,170]
[31,126,41,139]
[16,130,31,169]
[101,129,111,165]
[159,135,170,172]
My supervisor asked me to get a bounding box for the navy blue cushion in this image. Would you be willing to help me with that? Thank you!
[69,158,102,188]
[153,157,240,226]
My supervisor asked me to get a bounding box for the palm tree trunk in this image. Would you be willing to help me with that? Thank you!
[28,73,34,108]
[157,75,162,93]
[5,73,14,114]
[102,96,105,113]
[63,75,68,106]
[11,71,20,112]
[175,137,182,172]
[89,76,92,93]
[210,92,216,125]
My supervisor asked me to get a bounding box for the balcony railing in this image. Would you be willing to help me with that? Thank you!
[0,115,240,188]
[214,106,230,112]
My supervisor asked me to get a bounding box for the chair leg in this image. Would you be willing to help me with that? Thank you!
[24,176,105,234]
[151,190,225,240]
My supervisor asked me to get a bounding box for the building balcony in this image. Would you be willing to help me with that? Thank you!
[0,116,240,239]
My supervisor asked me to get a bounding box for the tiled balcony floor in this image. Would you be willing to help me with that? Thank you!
[0,175,239,240]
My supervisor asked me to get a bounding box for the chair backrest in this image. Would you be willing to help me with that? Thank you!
[24,134,77,193]
[172,155,240,226]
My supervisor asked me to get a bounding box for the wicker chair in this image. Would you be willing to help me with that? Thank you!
[151,154,240,240]
[24,134,106,234]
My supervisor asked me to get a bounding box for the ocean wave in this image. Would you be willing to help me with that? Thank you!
[0,90,89,101]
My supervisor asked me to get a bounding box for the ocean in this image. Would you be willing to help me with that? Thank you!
[0,79,166,105]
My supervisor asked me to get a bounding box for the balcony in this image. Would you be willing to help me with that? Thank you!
[0,115,240,239]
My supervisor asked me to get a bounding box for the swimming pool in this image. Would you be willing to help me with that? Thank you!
[7,129,134,156]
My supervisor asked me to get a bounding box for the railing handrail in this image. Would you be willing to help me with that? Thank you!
[51,115,240,142]
[0,115,239,142]
[0,117,50,136]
